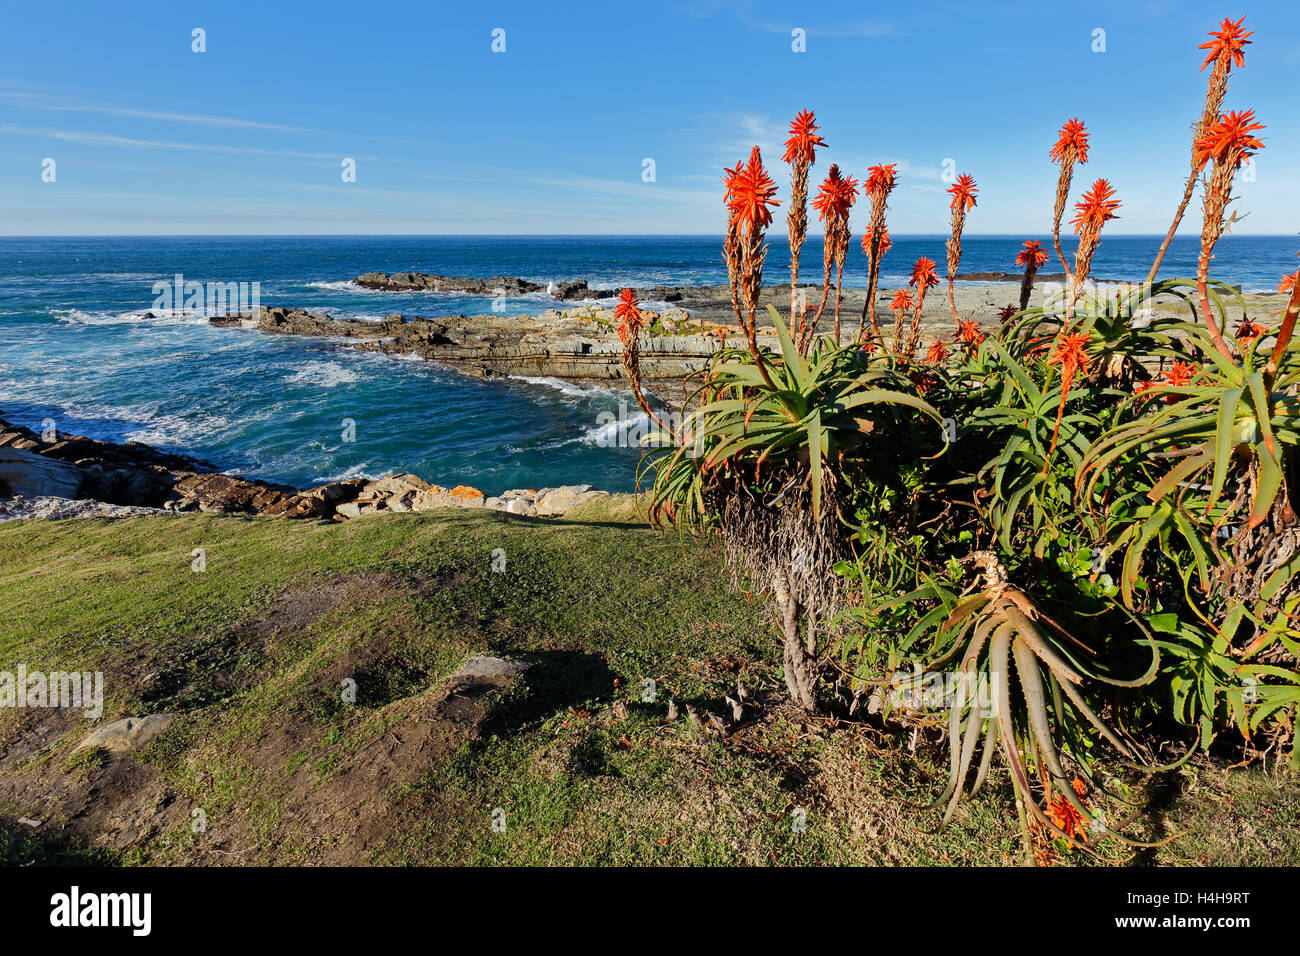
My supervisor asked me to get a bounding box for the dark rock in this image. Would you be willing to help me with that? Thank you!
[0,446,82,498]
[354,272,544,295]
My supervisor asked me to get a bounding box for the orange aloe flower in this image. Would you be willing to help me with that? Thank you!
[890,289,915,313]
[864,163,898,199]
[1047,332,1091,458]
[957,319,984,347]
[1070,179,1121,237]
[861,164,900,339]
[925,339,950,364]
[725,146,780,234]
[1235,316,1263,344]
[783,109,826,166]
[861,225,892,259]
[947,173,978,213]
[911,371,938,395]
[1163,361,1198,387]
[811,164,859,222]
[909,257,939,292]
[1050,332,1091,380]
[1149,17,1253,285]
[1199,16,1253,72]
[1048,794,1086,842]
[1016,240,1050,270]
[1279,274,1297,295]
[945,174,978,325]
[1049,118,1090,284]
[1049,118,1090,165]
[1015,239,1050,313]
[1194,111,1264,359]
[721,160,743,206]
[615,288,643,345]
[615,288,666,431]
[1192,110,1265,171]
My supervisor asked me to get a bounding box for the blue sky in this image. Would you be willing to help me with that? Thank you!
[1,0,1296,235]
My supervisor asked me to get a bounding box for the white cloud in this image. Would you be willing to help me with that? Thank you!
[0,89,307,132]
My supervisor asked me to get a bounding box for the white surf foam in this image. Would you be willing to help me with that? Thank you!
[285,360,361,387]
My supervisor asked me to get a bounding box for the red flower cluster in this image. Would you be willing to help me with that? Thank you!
[957,319,984,347]
[1070,179,1121,237]
[1050,332,1091,380]
[890,289,915,313]
[1135,361,1200,401]
[1050,118,1090,165]
[1163,360,1198,387]
[1199,16,1253,72]
[1192,110,1265,171]
[947,173,978,213]
[811,164,858,222]
[615,288,643,346]
[925,339,950,364]
[861,225,892,259]
[864,163,898,199]
[909,257,939,291]
[1016,239,1049,270]
[724,146,780,233]
[783,109,826,166]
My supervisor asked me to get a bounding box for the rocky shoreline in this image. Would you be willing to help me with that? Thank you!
[209,304,717,399]
[201,271,1281,398]
[198,274,1024,399]
[0,417,609,522]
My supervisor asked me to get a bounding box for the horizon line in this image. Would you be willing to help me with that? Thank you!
[1,232,1297,240]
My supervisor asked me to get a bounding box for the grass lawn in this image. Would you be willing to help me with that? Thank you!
[0,497,1296,866]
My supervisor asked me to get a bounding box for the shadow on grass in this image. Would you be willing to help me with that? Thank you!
[478,649,619,740]
[0,817,116,866]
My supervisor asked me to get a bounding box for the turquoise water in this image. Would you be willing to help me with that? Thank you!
[1,235,1295,494]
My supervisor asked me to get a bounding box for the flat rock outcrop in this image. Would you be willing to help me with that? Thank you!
[352,271,689,304]
[355,272,546,295]
[210,305,719,395]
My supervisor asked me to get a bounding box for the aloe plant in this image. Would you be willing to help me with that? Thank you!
[643,307,941,711]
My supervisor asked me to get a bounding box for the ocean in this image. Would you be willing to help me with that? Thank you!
[1,234,1295,494]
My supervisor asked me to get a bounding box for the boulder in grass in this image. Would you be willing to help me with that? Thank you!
[453,655,527,681]
[74,714,174,754]
[533,484,609,516]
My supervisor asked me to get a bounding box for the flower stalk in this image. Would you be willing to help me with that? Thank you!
[860,164,898,340]
[945,174,978,327]
[1148,17,1253,284]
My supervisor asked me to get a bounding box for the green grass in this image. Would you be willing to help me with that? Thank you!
[0,498,1296,866]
